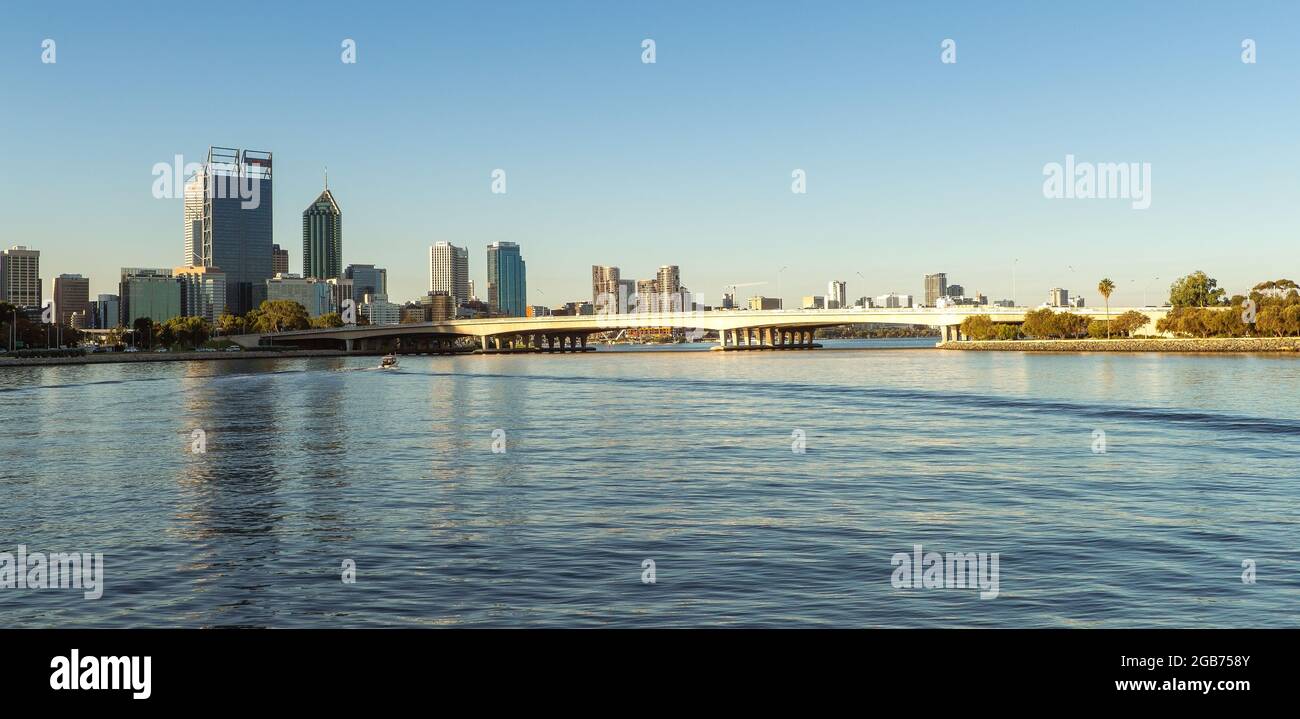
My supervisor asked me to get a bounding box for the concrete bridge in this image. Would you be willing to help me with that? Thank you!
[228,306,1169,352]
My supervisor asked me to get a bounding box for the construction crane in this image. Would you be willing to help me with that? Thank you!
[722,281,768,309]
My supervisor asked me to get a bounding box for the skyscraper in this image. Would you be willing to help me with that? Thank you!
[302,179,342,281]
[183,172,204,267]
[271,244,289,275]
[429,242,469,305]
[592,265,620,313]
[0,246,41,307]
[827,280,846,309]
[52,274,90,326]
[486,242,526,317]
[193,147,274,316]
[924,273,947,307]
[657,265,681,294]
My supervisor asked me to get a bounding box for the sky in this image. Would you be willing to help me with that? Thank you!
[2,1,1297,308]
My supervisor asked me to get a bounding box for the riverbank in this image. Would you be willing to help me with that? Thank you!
[940,337,1300,352]
[0,349,349,367]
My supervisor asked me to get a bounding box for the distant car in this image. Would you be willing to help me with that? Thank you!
[124,347,140,353]
[224,345,242,352]
[197,347,217,353]
[154,347,169,353]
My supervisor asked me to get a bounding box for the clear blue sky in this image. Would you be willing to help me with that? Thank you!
[2,1,1297,307]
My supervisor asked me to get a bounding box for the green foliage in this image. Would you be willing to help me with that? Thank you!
[1020,309,1090,339]
[158,316,212,349]
[1112,310,1150,336]
[1156,307,1251,338]
[217,312,247,336]
[311,312,344,329]
[1168,271,1227,308]
[245,300,311,333]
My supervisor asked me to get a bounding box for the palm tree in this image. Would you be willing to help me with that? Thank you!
[1097,278,1116,338]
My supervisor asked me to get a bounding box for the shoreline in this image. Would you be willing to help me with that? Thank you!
[0,349,350,367]
[940,337,1300,352]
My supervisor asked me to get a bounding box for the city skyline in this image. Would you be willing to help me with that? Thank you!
[5,3,1296,309]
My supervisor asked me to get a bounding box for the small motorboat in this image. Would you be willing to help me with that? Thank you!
[379,353,399,369]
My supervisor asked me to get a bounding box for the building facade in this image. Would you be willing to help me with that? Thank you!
[748,296,782,310]
[827,280,847,309]
[428,242,469,305]
[924,273,947,307]
[266,274,336,318]
[1,245,41,307]
[361,293,400,325]
[345,264,387,307]
[592,265,621,312]
[93,294,119,329]
[271,244,290,275]
[486,242,526,317]
[119,268,182,326]
[1049,288,1069,307]
[193,147,274,316]
[302,184,342,281]
[174,265,227,323]
[53,274,90,327]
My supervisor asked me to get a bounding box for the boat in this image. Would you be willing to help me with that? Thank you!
[379,353,399,369]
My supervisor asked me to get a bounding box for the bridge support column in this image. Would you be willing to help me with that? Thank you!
[580,334,587,349]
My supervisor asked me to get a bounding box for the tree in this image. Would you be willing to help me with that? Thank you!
[311,312,344,329]
[132,316,154,348]
[247,300,310,333]
[218,312,247,336]
[1168,271,1226,308]
[1112,310,1149,337]
[1097,278,1115,337]
[959,315,995,340]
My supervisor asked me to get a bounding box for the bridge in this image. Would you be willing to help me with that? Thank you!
[227,306,1170,352]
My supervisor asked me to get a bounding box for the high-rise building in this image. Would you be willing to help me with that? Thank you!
[657,265,681,294]
[174,266,227,323]
[827,280,847,309]
[93,294,119,329]
[271,244,290,275]
[1,246,41,307]
[52,274,89,326]
[192,147,274,316]
[802,295,826,310]
[592,265,621,313]
[183,172,204,267]
[924,273,947,307]
[429,243,469,305]
[635,278,660,312]
[345,264,387,307]
[1049,288,1069,307]
[946,284,964,298]
[486,242,526,317]
[266,274,336,318]
[302,180,342,281]
[119,268,182,326]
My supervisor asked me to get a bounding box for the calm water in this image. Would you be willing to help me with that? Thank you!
[2,339,1298,627]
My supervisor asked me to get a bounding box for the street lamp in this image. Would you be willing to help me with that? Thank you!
[777,266,788,307]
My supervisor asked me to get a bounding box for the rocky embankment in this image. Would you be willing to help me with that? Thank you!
[941,337,1300,352]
